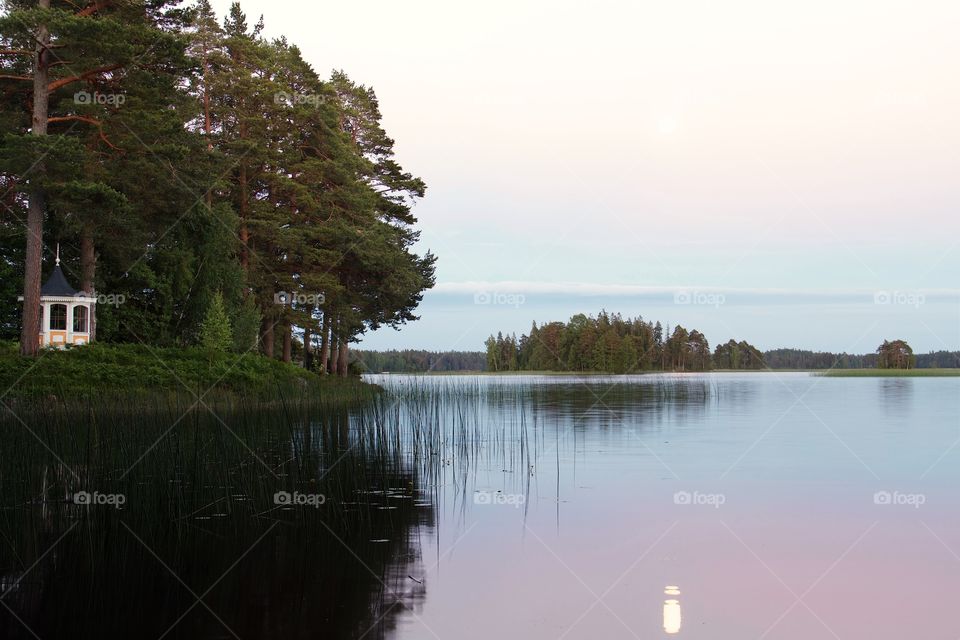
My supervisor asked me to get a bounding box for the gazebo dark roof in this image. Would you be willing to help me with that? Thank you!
[41,265,79,296]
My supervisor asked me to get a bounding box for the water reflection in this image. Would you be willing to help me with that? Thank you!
[663,586,682,634]
[0,402,433,640]
[878,378,914,416]
[529,378,713,425]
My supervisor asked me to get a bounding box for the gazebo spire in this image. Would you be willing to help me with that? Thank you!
[55,243,60,266]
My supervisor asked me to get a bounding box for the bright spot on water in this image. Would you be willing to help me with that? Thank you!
[663,598,682,634]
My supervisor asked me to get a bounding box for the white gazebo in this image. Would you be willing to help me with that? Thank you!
[19,249,96,348]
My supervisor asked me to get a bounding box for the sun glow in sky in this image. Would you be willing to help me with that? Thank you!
[213,0,960,352]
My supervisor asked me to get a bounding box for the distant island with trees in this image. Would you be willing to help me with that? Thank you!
[351,311,960,375]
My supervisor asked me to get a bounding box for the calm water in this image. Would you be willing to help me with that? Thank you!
[2,373,958,639]
[368,373,960,640]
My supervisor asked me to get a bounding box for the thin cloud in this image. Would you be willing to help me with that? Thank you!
[433,281,960,299]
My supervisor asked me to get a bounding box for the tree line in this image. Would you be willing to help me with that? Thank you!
[350,344,960,373]
[343,341,960,374]
[763,346,959,369]
[763,349,872,369]
[0,0,435,374]
[482,315,959,373]
[351,349,486,373]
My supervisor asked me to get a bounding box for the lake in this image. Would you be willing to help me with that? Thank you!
[1,372,958,639]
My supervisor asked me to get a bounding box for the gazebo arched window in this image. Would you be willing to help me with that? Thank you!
[49,304,67,331]
[73,305,88,332]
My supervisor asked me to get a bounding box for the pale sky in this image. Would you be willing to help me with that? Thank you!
[212,0,959,353]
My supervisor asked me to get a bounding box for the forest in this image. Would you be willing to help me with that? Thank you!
[0,0,434,374]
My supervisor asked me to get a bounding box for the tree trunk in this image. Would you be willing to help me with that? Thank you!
[238,162,249,272]
[203,52,212,151]
[318,312,330,374]
[328,317,339,374]
[237,111,249,272]
[202,47,213,210]
[282,322,292,363]
[19,0,51,357]
[80,223,96,341]
[303,327,312,370]
[337,341,349,377]
[261,317,274,358]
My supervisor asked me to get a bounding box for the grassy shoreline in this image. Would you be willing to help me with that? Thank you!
[379,369,773,376]
[375,368,960,377]
[817,368,960,377]
[0,342,373,399]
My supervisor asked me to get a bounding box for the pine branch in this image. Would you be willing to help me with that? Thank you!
[77,1,114,17]
[0,74,31,81]
[47,63,122,92]
[48,115,101,126]
[48,115,123,152]
[0,50,33,56]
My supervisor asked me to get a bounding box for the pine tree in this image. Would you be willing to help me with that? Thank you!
[200,291,232,352]
[231,295,260,353]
